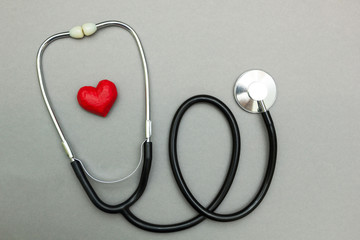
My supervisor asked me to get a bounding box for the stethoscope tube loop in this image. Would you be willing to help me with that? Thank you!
[121,95,242,232]
[170,97,277,221]
[71,94,277,231]
[169,95,242,213]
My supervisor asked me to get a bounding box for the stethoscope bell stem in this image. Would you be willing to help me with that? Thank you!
[234,69,277,113]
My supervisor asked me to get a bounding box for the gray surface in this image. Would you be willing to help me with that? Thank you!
[1,0,359,239]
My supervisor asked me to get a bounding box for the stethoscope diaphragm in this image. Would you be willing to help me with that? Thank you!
[234,69,277,113]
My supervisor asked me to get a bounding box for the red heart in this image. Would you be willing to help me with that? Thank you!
[77,80,118,117]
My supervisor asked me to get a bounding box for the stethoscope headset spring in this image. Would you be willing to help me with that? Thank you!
[36,20,277,233]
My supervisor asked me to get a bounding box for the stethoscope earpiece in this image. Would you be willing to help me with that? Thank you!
[234,69,277,113]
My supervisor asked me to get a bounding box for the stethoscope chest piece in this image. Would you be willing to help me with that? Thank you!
[234,69,277,113]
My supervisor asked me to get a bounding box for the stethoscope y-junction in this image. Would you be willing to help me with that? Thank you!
[36,20,277,233]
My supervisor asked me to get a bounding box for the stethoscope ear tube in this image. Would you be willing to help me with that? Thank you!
[71,142,152,213]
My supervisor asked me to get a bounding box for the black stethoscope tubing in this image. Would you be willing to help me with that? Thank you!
[71,94,277,232]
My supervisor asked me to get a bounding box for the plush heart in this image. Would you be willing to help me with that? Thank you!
[77,80,118,117]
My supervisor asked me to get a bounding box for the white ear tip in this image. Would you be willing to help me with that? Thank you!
[82,23,97,36]
[69,26,84,39]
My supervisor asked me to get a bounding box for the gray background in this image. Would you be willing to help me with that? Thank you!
[1,0,359,239]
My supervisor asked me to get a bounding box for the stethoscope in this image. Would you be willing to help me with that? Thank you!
[36,20,277,233]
